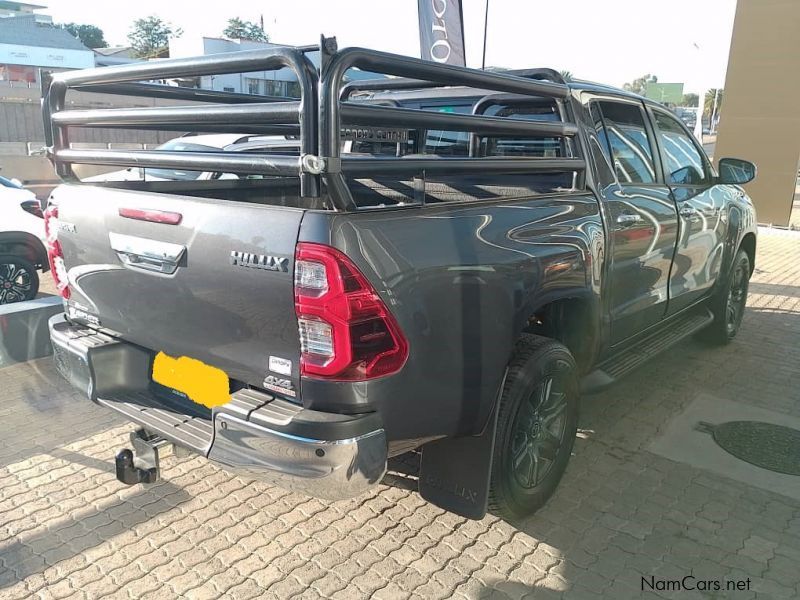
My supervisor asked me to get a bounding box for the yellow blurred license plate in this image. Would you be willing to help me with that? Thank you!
[152,352,230,408]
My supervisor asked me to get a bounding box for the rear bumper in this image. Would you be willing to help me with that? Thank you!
[49,313,387,501]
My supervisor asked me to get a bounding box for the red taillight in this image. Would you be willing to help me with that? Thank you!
[43,204,70,299]
[294,242,408,380]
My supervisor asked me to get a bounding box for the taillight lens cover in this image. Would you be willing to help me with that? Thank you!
[295,242,408,380]
[43,204,70,299]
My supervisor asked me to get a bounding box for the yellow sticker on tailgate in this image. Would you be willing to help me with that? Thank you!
[152,352,230,408]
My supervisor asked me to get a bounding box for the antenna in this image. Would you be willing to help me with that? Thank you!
[481,0,489,70]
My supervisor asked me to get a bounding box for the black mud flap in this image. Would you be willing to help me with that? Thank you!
[419,404,499,520]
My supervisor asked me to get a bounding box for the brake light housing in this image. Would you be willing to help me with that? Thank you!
[43,204,70,299]
[294,242,408,380]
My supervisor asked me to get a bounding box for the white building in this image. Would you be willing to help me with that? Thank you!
[0,2,93,84]
[0,0,48,20]
[169,36,382,97]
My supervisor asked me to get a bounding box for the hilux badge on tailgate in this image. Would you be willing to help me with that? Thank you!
[230,251,289,273]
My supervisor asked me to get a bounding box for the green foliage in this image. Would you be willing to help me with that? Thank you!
[623,74,658,96]
[128,16,183,58]
[223,18,269,43]
[60,23,107,49]
[681,93,699,107]
[559,70,573,83]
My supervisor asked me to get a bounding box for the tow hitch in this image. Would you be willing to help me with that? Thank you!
[115,428,171,485]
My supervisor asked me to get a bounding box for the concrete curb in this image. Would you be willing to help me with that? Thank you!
[0,296,63,367]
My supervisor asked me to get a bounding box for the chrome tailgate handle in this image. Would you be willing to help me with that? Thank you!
[109,232,186,274]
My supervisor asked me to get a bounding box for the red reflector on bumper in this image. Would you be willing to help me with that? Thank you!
[119,207,182,225]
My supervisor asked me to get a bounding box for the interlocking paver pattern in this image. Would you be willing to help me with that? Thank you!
[3,227,800,599]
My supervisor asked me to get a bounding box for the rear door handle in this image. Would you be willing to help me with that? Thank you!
[109,232,186,275]
[616,213,643,227]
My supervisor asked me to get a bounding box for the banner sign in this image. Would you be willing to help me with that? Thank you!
[417,0,466,66]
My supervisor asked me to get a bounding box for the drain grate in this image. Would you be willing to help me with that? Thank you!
[696,421,800,476]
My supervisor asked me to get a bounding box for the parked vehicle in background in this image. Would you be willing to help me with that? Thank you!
[673,106,697,129]
[0,176,47,303]
[42,40,758,520]
[84,134,301,182]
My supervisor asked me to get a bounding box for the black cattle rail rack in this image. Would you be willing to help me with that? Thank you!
[42,35,586,211]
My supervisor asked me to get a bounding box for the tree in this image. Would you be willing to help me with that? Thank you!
[223,18,269,43]
[60,23,107,49]
[681,93,699,107]
[128,16,183,58]
[559,70,573,83]
[623,74,658,96]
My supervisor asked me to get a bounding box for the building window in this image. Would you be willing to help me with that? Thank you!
[245,78,262,95]
[223,86,235,92]
[287,82,301,98]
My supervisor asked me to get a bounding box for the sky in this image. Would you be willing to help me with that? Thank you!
[46,0,738,91]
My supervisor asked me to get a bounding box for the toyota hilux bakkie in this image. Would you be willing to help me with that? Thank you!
[42,38,757,519]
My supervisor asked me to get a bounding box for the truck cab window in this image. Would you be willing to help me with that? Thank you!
[653,111,708,185]
[597,101,656,184]
[422,104,472,156]
[482,102,564,158]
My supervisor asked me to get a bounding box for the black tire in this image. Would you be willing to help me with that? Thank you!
[488,334,579,520]
[700,249,751,345]
[0,254,39,304]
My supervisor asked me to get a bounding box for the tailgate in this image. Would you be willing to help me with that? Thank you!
[51,184,303,396]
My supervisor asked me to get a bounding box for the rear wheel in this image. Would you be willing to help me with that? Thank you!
[700,249,750,345]
[0,255,38,304]
[488,335,578,520]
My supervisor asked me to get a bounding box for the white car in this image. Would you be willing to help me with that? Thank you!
[84,134,301,183]
[0,176,47,303]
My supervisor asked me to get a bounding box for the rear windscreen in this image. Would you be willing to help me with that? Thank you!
[346,97,576,208]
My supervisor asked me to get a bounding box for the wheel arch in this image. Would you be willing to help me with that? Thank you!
[0,231,48,272]
[739,232,756,275]
[521,294,601,373]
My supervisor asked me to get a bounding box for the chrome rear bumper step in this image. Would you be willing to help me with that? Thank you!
[49,313,388,500]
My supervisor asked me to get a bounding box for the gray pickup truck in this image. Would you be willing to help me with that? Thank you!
[42,38,757,520]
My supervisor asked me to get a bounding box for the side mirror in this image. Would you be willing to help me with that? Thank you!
[718,158,756,185]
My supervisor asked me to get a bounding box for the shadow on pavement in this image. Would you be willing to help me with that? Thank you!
[0,477,191,587]
[0,358,124,469]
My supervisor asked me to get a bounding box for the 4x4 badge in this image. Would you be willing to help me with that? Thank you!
[263,375,296,398]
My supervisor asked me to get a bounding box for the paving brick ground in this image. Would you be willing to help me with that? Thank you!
[5,227,800,599]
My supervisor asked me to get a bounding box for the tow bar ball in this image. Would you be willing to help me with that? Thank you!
[115,448,158,485]
[114,428,170,486]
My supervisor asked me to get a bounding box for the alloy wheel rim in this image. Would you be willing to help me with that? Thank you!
[510,373,569,490]
[725,263,747,334]
[0,263,33,303]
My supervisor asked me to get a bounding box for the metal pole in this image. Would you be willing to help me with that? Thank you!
[710,88,720,134]
[481,0,489,70]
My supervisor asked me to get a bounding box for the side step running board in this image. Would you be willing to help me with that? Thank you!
[582,309,713,394]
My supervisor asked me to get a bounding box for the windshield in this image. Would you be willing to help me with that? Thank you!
[145,140,221,180]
